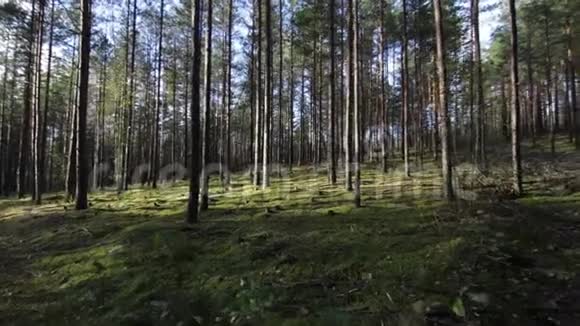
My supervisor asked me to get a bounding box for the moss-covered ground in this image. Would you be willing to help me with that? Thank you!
[2,138,580,325]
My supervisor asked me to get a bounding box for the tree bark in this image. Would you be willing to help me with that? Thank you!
[262,0,273,189]
[328,0,337,184]
[123,0,138,190]
[351,0,360,207]
[433,0,453,200]
[17,0,37,199]
[187,0,203,223]
[508,0,523,195]
[344,0,353,191]
[402,0,410,177]
[201,0,213,211]
[379,0,388,173]
[471,0,485,167]
[253,0,262,186]
[75,0,92,210]
[151,0,164,188]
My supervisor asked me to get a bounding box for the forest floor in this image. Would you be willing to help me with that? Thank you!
[2,137,580,325]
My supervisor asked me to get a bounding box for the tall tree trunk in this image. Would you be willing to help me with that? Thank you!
[471,0,485,167]
[39,0,56,195]
[379,0,388,173]
[566,17,578,148]
[187,0,203,223]
[248,16,256,174]
[151,0,164,188]
[402,0,410,177]
[253,0,262,186]
[171,40,178,181]
[184,38,190,170]
[32,0,46,203]
[75,0,92,210]
[225,0,233,186]
[0,46,10,193]
[508,0,523,195]
[433,0,453,200]
[201,0,213,211]
[277,0,283,177]
[123,0,138,190]
[66,50,79,200]
[262,0,272,189]
[544,16,555,155]
[344,0,353,191]
[501,76,509,141]
[351,0,361,207]
[288,17,294,173]
[300,58,305,166]
[328,0,337,184]
[17,0,37,199]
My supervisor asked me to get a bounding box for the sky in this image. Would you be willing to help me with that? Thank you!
[478,0,502,50]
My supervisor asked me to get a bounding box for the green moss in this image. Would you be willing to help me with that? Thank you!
[2,145,580,324]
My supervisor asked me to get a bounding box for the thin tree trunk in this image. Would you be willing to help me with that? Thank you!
[66,49,79,200]
[472,0,485,167]
[277,0,283,177]
[288,16,294,173]
[344,0,353,191]
[0,46,10,193]
[508,0,523,195]
[151,0,164,188]
[225,0,233,186]
[402,0,410,177]
[501,76,509,141]
[351,0,360,207]
[328,0,337,184]
[253,0,262,186]
[433,0,453,200]
[123,0,138,190]
[544,16,554,155]
[41,0,56,194]
[566,17,578,148]
[262,0,272,189]
[201,0,213,211]
[32,0,46,202]
[379,0,387,173]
